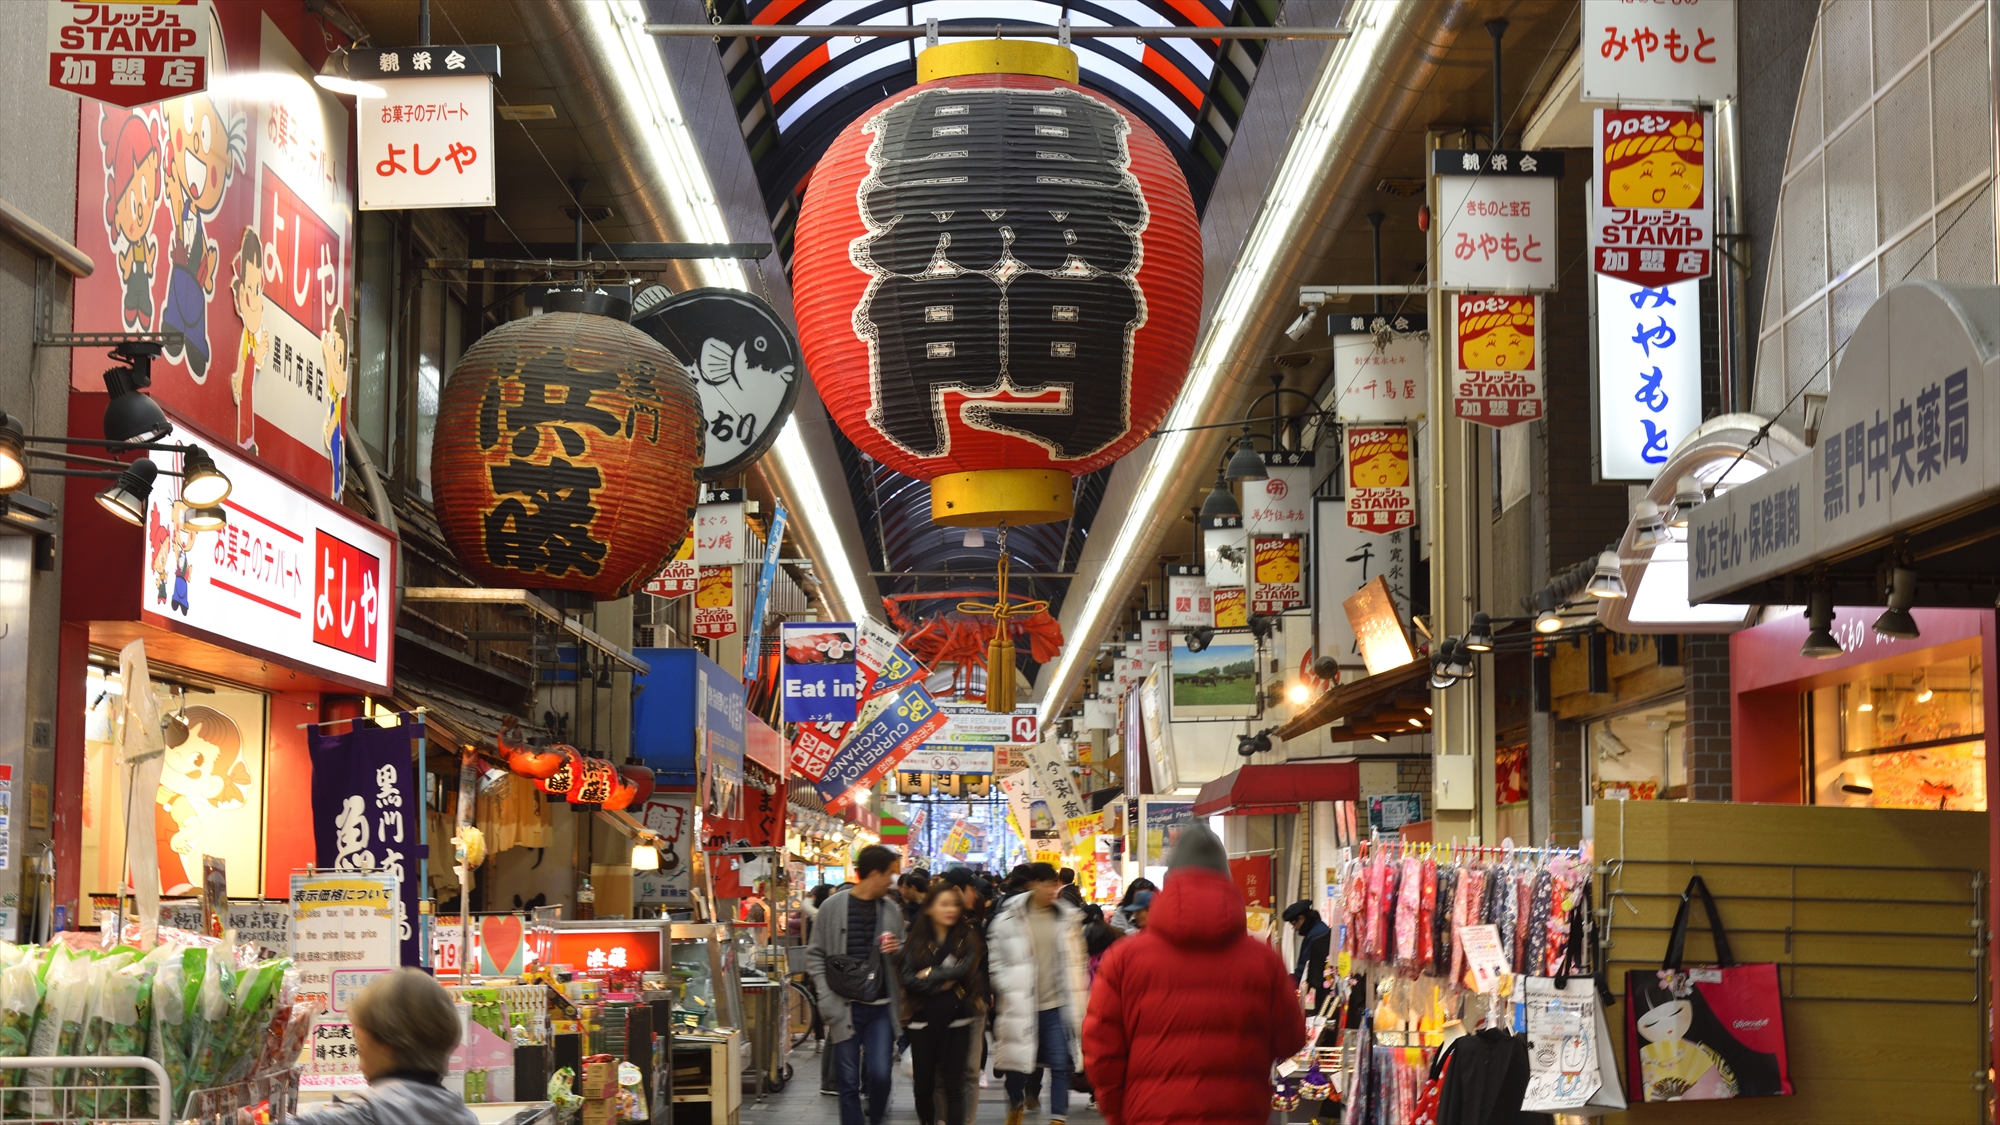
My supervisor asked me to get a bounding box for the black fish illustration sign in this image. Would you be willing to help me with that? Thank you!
[632,286,803,480]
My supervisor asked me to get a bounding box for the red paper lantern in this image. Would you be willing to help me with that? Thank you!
[430,311,704,598]
[792,42,1201,526]
[567,755,620,805]
[602,765,655,812]
[533,744,582,797]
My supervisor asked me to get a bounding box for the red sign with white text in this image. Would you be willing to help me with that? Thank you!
[552,929,664,975]
[47,0,210,108]
[312,530,381,662]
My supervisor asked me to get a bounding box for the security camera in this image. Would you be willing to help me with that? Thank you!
[1283,306,1320,341]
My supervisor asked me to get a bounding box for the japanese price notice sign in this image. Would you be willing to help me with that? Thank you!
[1344,424,1415,534]
[781,621,860,722]
[47,0,209,108]
[1581,0,1736,105]
[1244,451,1313,536]
[143,411,394,692]
[1596,276,1701,480]
[290,870,397,1020]
[1331,314,1429,421]
[1250,537,1306,615]
[1167,568,1212,627]
[1453,295,1545,426]
[1432,150,1564,291]
[1592,110,1711,286]
[358,73,494,210]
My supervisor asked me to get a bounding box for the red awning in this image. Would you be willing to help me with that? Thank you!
[1191,761,1361,816]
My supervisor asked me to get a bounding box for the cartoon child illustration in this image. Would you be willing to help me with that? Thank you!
[321,307,350,499]
[1457,299,1536,371]
[147,502,176,606]
[153,703,254,896]
[160,91,247,381]
[1605,117,1705,211]
[1632,974,1785,1101]
[227,227,268,449]
[101,109,162,328]
[168,504,195,615]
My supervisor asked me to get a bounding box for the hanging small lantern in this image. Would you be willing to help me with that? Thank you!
[533,744,582,797]
[430,309,705,599]
[792,39,1201,530]
[568,756,620,805]
[602,765,656,811]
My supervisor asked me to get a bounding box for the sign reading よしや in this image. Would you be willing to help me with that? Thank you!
[1345,424,1415,534]
[1454,295,1544,425]
[1592,109,1711,287]
[47,0,210,108]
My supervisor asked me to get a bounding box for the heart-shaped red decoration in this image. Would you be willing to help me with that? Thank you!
[480,913,525,974]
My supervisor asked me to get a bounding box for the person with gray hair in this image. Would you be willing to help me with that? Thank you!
[303,969,478,1124]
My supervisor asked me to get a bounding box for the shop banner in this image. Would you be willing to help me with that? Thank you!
[1431,150,1564,291]
[72,11,356,499]
[788,720,846,782]
[1202,515,1247,587]
[700,666,746,819]
[1454,295,1545,425]
[1001,769,1059,847]
[1315,500,1411,671]
[900,747,995,775]
[1597,275,1702,480]
[1592,110,1712,287]
[358,71,495,210]
[1581,0,1736,105]
[1244,451,1313,536]
[1250,536,1305,615]
[693,498,747,565]
[47,0,211,108]
[1137,615,1170,664]
[1113,657,1147,700]
[816,683,948,810]
[642,536,697,598]
[704,760,784,852]
[1344,424,1415,534]
[632,792,692,907]
[1166,569,1211,627]
[744,712,783,775]
[1022,742,1089,844]
[781,621,859,722]
[743,503,788,680]
[936,704,1040,746]
[1331,313,1429,421]
[1137,798,1198,871]
[306,721,419,966]
[1213,586,1248,628]
[693,566,737,639]
[856,617,925,700]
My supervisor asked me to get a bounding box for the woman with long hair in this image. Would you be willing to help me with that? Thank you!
[1110,878,1157,934]
[902,881,987,1125]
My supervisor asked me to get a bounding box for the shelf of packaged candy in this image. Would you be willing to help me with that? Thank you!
[0,925,309,1123]
[1295,838,1603,1124]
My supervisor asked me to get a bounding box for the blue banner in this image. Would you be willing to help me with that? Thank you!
[814,683,949,809]
[702,666,747,819]
[743,503,789,681]
[308,719,423,967]
[782,621,860,722]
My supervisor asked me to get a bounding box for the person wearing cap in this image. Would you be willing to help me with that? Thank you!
[987,862,1088,1125]
[1081,824,1307,1125]
[1281,900,1334,1010]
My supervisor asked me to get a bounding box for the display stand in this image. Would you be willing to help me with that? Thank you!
[670,1029,743,1125]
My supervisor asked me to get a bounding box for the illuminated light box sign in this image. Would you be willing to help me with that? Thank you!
[553,928,665,974]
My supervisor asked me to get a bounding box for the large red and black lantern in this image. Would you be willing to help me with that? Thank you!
[792,42,1201,526]
[431,311,705,599]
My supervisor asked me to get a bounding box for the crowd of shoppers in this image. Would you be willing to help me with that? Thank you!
[805,826,1310,1125]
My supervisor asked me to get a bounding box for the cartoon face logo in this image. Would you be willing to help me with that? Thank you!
[174,94,234,215]
[1457,299,1536,372]
[1604,117,1704,211]
[1349,446,1409,489]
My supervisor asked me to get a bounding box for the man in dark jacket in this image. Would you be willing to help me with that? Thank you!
[1057,868,1085,908]
[1281,900,1334,1010]
[1082,825,1306,1125]
[807,845,906,1125]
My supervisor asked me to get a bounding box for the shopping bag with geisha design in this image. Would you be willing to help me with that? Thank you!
[1624,876,1791,1102]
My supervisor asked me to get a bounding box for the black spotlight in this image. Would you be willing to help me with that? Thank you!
[1236,728,1273,757]
[101,343,171,444]
[1248,613,1280,641]
[1312,655,1340,682]
[1185,625,1215,653]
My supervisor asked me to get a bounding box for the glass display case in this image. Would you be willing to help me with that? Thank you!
[670,922,745,1031]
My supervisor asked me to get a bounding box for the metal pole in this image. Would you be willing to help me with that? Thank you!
[1366,212,1386,316]
[642,23,1351,40]
[1486,20,1508,149]
[418,0,430,48]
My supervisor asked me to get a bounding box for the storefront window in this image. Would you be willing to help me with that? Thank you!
[1587,698,1688,801]
[354,211,398,463]
[1809,656,1985,811]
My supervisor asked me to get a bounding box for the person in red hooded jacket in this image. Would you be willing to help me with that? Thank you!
[1082,823,1306,1125]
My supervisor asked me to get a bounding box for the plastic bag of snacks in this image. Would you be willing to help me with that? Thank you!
[26,946,92,1117]
[215,958,289,1085]
[547,1068,584,1118]
[0,946,44,1114]
[148,950,190,1116]
[186,944,236,1090]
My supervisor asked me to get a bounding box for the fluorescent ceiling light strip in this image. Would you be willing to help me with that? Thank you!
[587,0,874,623]
[1036,0,1400,727]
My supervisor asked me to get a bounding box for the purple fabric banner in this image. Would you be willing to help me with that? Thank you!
[308,719,422,967]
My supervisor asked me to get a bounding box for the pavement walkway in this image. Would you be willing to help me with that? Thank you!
[737,1039,1108,1125]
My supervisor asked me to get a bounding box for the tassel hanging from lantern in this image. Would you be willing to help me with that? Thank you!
[957,525,1047,714]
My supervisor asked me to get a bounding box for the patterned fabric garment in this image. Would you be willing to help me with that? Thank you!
[1378,858,1404,965]
[1448,865,1481,985]
[1522,867,1555,974]
[1393,856,1423,973]
[1492,866,1519,973]
[1341,856,1367,958]
[1414,860,1438,972]
[1430,864,1458,977]
[1360,854,1389,961]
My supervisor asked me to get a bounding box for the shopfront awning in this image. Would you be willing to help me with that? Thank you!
[1274,660,1432,742]
[1191,761,1360,816]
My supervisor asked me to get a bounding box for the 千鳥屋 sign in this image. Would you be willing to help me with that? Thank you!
[1315,500,1411,671]
[781,622,859,723]
[1432,150,1564,291]
[142,415,395,692]
[47,0,210,108]
[1345,424,1415,534]
[1596,276,1701,481]
[1454,295,1545,426]
[1581,0,1736,105]
[1331,313,1429,421]
[358,69,495,210]
[1592,109,1711,287]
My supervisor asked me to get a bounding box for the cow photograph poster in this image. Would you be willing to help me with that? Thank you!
[1169,635,1258,719]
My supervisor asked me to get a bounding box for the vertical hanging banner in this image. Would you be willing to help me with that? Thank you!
[1581,0,1737,104]
[1316,500,1412,670]
[1591,110,1711,287]
[693,566,737,639]
[1244,451,1313,535]
[307,722,421,967]
[1596,276,1703,480]
[1454,295,1545,425]
[692,492,746,566]
[856,617,925,700]
[1202,515,1247,587]
[1345,424,1416,534]
[780,621,860,722]
[1250,537,1306,615]
[1431,150,1565,291]
[1138,613,1170,664]
[642,537,698,598]
[352,47,502,210]
[1331,314,1430,420]
[788,721,847,783]
[1166,567,1212,627]
[1022,742,1090,844]
[1213,586,1248,628]
[816,684,949,810]
[743,503,789,680]
[1000,769,1059,847]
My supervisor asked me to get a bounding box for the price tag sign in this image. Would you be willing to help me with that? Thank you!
[1458,923,1510,994]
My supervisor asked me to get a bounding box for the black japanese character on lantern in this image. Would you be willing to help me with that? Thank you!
[484,458,607,578]
[853,87,1150,462]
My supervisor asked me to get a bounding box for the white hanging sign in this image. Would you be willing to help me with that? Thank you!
[1330,314,1429,421]
[1453,295,1545,426]
[1166,569,1211,627]
[357,74,495,210]
[1580,0,1737,105]
[1432,150,1564,291]
[1315,501,1412,671]
[1202,515,1247,587]
[1596,275,1702,481]
[1244,452,1313,536]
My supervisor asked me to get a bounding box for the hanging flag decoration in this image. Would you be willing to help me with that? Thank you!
[791,41,1201,531]
[1453,295,1544,425]
[1344,424,1416,534]
[816,684,951,810]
